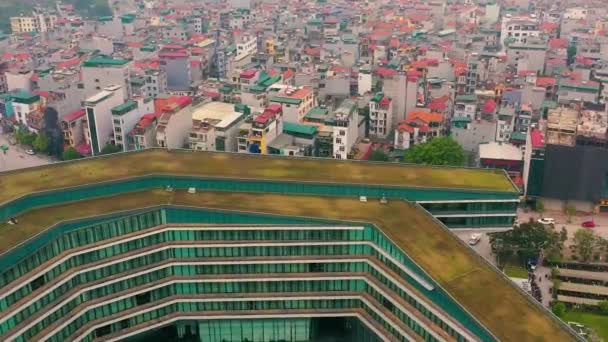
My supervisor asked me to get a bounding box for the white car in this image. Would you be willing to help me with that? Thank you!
[537,218,555,225]
[468,233,482,245]
[25,149,35,155]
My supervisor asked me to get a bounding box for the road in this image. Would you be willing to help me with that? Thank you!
[0,133,53,171]
[453,230,497,266]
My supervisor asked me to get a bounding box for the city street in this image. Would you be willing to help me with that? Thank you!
[0,133,53,171]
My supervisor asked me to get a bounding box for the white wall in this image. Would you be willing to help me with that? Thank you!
[87,91,125,155]
[165,106,193,149]
[6,71,33,92]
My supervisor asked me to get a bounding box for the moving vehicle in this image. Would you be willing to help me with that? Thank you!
[25,149,35,155]
[582,220,596,228]
[468,233,482,245]
[537,217,555,225]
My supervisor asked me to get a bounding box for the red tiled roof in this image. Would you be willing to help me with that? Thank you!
[127,42,144,48]
[379,97,391,106]
[428,102,447,111]
[240,68,257,79]
[304,48,321,56]
[541,22,559,32]
[76,143,91,155]
[374,67,397,77]
[546,58,566,65]
[159,50,188,58]
[518,70,536,76]
[536,77,555,88]
[482,99,497,114]
[34,90,50,98]
[530,129,545,148]
[63,109,86,122]
[282,69,295,80]
[57,57,82,69]
[407,111,443,123]
[549,38,568,49]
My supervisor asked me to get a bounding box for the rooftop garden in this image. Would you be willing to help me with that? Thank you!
[0,150,517,206]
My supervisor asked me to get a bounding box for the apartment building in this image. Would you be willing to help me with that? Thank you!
[159,49,191,91]
[155,96,193,149]
[10,13,57,33]
[61,108,87,152]
[269,86,314,123]
[111,98,154,151]
[81,58,131,99]
[128,113,158,150]
[143,69,167,98]
[84,85,126,156]
[236,35,257,58]
[369,93,393,139]
[500,15,540,47]
[189,102,247,152]
[332,99,359,160]
[10,90,43,133]
[238,104,283,154]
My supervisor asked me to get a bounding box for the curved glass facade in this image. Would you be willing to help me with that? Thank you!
[0,207,492,342]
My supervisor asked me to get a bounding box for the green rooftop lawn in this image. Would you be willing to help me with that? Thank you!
[561,310,608,341]
[0,190,570,342]
[0,149,516,205]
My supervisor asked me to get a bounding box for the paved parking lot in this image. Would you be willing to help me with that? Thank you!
[453,230,497,266]
[0,134,53,171]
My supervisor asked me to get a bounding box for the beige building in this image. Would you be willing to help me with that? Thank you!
[189,102,247,152]
[10,14,57,33]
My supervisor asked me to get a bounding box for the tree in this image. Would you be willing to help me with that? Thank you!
[551,302,566,317]
[567,44,577,66]
[599,300,608,315]
[404,137,465,166]
[489,221,563,265]
[559,227,568,244]
[565,203,576,223]
[370,149,389,162]
[15,129,36,146]
[573,229,596,262]
[536,199,545,216]
[101,143,122,155]
[32,133,50,153]
[62,147,81,161]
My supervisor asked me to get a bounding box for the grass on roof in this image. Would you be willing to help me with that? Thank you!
[0,150,516,205]
[0,190,570,342]
[561,310,608,341]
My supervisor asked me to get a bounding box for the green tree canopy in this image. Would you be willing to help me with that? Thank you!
[62,147,81,161]
[101,143,122,155]
[33,133,50,153]
[551,302,566,317]
[565,203,576,223]
[567,44,577,66]
[370,149,389,162]
[404,137,464,166]
[599,300,608,315]
[573,229,596,262]
[489,220,564,265]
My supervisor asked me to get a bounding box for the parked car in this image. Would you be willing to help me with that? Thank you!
[25,149,35,155]
[468,233,482,245]
[582,220,596,228]
[537,218,555,225]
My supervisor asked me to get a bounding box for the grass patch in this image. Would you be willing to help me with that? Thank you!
[504,265,530,279]
[561,310,608,340]
[0,190,572,342]
[0,149,517,205]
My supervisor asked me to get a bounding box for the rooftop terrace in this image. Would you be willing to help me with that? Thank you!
[0,150,516,207]
[0,189,573,342]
